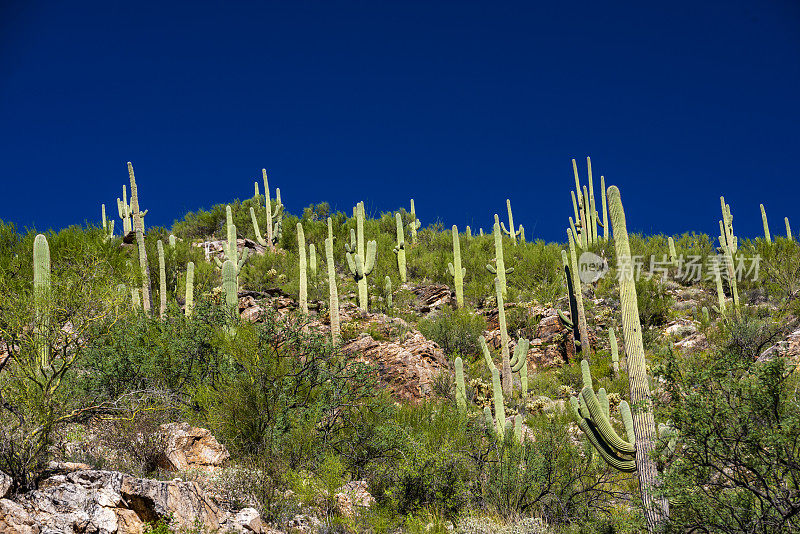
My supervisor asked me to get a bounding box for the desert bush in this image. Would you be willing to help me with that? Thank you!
[418,308,487,360]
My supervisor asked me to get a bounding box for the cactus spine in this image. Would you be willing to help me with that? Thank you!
[128,162,152,313]
[485,220,513,296]
[297,223,308,315]
[455,356,466,414]
[610,328,619,377]
[101,204,114,240]
[345,202,377,311]
[185,261,195,317]
[33,234,51,369]
[567,228,590,354]
[786,217,793,241]
[408,199,421,243]
[215,206,250,275]
[607,185,670,529]
[393,212,407,283]
[157,240,167,319]
[324,236,340,342]
[760,203,771,242]
[569,359,636,472]
[500,199,520,243]
[447,225,466,307]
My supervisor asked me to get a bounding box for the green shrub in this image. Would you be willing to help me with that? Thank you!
[418,308,487,360]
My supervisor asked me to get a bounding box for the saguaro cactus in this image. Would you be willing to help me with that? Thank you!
[569,360,636,472]
[448,225,466,307]
[157,240,167,319]
[786,217,793,241]
[455,356,467,414]
[760,203,771,243]
[500,199,520,244]
[101,204,114,241]
[297,223,308,315]
[600,175,608,241]
[567,228,590,354]
[251,169,284,249]
[325,236,340,342]
[408,199,421,243]
[385,276,393,309]
[345,201,377,311]
[509,338,530,397]
[185,261,195,317]
[486,220,513,297]
[667,237,677,267]
[495,277,512,397]
[719,196,737,253]
[607,185,670,530]
[222,259,238,315]
[128,162,152,313]
[33,234,51,368]
[609,328,620,377]
[117,185,133,235]
[559,249,581,355]
[309,244,317,279]
[215,205,250,276]
[465,226,472,240]
[393,212,407,283]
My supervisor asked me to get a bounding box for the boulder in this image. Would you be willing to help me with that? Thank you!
[341,331,448,402]
[159,423,230,472]
[334,481,374,518]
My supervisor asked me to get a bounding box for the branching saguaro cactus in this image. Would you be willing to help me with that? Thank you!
[719,196,737,253]
[128,162,152,313]
[117,185,133,235]
[157,240,167,319]
[486,220,513,297]
[716,201,740,312]
[570,157,607,247]
[760,203,771,243]
[448,225,466,307]
[325,236,340,342]
[408,199,421,243]
[297,223,308,314]
[251,169,284,249]
[215,205,250,276]
[567,228,590,354]
[569,359,636,472]
[500,199,521,244]
[33,234,51,369]
[393,212,407,283]
[607,185,670,530]
[185,261,195,317]
[345,201,377,311]
[101,204,114,241]
[477,349,523,442]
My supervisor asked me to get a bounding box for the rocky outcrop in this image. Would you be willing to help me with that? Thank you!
[341,331,448,402]
[758,326,800,363]
[409,284,453,313]
[159,423,230,473]
[0,470,261,533]
[195,238,268,263]
[334,481,374,519]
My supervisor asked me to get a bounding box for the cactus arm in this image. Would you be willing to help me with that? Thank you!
[761,204,771,242]
[569,398,636,472]
[364,240,377,275]
[479,336,495,371]
[250,207,268,247]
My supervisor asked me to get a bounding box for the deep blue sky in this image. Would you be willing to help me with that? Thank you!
[1,0,798,242]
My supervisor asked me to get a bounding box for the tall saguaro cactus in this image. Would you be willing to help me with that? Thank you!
[408,199,421,243]
[393,212,407,283]
[495,277,512,397]
[185,262,195,317]
[101,204,114,241]
[500,199,521,243]
[251,168,284,249]
[607,185,669,530]
[760,203,772,243]
[33,234,51,369]
[567,228,590,354]
[128,162,152,313]
[117,185,133,235]
[325,236,340,342]
[448,225,466,307]
[486,220,513,297]
[297,223,308,314]
[345,201,377,311]
[157,240,167,319]
[215,205,250,276]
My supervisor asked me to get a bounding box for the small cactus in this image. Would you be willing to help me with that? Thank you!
[455,356,467,414]
[465,226,472,239]
[786,217,793,241]
[668,237,677,267]
[447,225,466,308]
[33,234,51,368]
[761,203,771,243]
[610,328,619,377]
[101,204,114,241]
[384,276,393,309]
